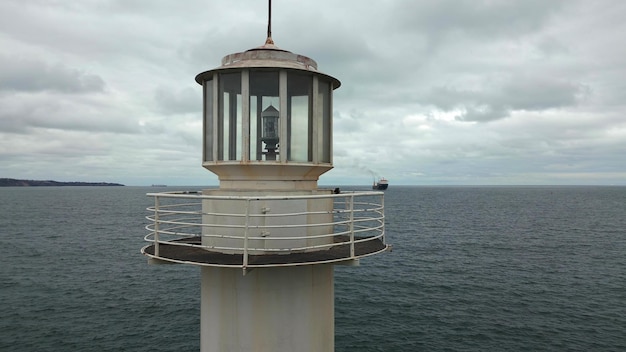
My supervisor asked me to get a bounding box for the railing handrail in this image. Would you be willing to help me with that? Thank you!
[146,190,384,200]
[143,190,386,268]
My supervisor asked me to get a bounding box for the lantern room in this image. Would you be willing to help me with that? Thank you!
[195,40,341,190]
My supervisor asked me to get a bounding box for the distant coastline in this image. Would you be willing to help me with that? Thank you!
[0,178,125,187]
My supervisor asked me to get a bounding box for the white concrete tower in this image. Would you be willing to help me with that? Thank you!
[142,7,390,352]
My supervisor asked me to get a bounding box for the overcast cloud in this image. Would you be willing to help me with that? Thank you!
[1,0,625,186]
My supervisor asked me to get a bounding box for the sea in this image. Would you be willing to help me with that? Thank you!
[1,185,625,351]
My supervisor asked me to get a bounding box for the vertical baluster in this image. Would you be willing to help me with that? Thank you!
[349,194,355,258]
[154,196,160,257]
[243,198,251,272]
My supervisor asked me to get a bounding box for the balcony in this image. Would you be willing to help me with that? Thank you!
[142,190,389,271]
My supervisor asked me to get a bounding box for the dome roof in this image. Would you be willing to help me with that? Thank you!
[195,38,340,88]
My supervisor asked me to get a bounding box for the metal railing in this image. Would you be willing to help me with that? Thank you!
[143,190,386,268]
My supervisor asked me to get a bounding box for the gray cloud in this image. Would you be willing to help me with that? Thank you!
[426,74,589,122]
[153,86,201,115]
[0,55,105,93]
[0,93,140,134]
[390,0,566,38]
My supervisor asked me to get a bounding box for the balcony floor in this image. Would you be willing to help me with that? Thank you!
[143,236,389,267]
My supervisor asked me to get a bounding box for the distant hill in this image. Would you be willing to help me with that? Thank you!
[0,178,125,187]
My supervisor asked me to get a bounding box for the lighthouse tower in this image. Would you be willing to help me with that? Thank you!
[142,7,389,352]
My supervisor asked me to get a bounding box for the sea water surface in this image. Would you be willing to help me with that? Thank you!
[1,186,625,351]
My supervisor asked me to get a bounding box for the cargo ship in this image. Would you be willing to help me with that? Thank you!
[372,177,389,190]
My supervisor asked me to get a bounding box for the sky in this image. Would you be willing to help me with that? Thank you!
[1,0,625,186]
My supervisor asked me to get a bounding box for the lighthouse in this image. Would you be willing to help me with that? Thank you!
[142,6,390,352]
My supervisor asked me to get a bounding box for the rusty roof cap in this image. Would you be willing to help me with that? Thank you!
[195,40,340,89]
[218,43,318,71]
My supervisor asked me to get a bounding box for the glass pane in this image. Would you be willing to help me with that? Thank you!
[219,72,241,161]
[250,97,257,160]
[236,94,242,160]
[222,93,229,160]
[318,79,331,163]
[287,73,312,162]
[204,79,213,162]
[250,71,279,161]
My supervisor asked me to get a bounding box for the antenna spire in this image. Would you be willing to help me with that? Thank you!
[265,0,274,45]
